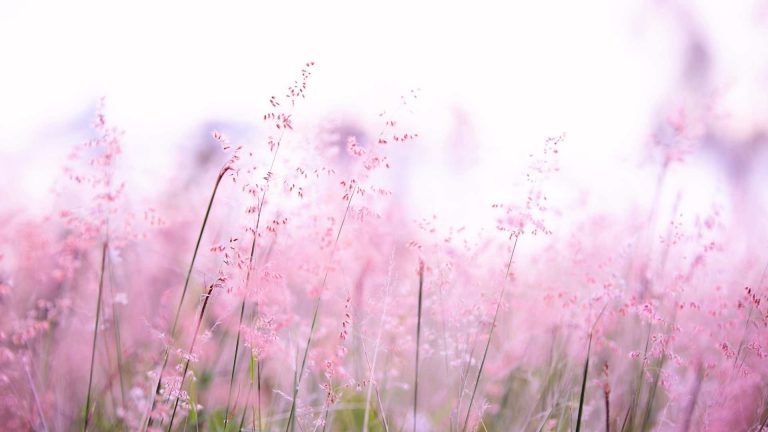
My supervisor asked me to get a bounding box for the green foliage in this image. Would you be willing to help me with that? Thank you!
[332,392,385,432]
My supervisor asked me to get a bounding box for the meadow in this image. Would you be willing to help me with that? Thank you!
[1,61,767,432]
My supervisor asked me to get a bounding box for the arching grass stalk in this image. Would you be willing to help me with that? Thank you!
[462,235,518,432]
[285,186,357,432]
[84,241,108,431]
[143,166,231,430]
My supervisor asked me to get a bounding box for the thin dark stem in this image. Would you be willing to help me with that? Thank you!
[604,388,610,432]
[145,167,230,430]
[84,241,108,432]
[286,294,321,432]
[225,125,286,429]
[236,354,259,432]
[285,186,356,432]
[224,198,266,427]
[107,254,126,407]
[759,407,768,432]
[224,294,249,428]
[413,261,425,432]
[575,305,608,432]
[173,167,230,337]
[462,236,518,432]
[619,405,631,432]
[256,357,262,432]
[456,327,479,427]
[322,404,331,432]
[168,281,216,431]
[575,333,593,432]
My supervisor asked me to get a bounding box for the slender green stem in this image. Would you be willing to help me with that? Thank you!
[462,236,518,432]
[144,167,230,430]
[286,295,321,432]
[575,305,608,432]
[107,252,126,406]
[363,255,394,432]
[224,195,266,428]
[225,123,287,428]
[168,281,216,431]
[575,333,593,432]
[237,354,258,432]
[84,241,108,431]
[257,359,262,432]
[413,261,425,432]
[227,235,275,430]
[456,324,480,426]
[173,167,231,337]
[604,386,610,432]
[224,297,248,428]
[640,351,667,431]
[285,187,356,432]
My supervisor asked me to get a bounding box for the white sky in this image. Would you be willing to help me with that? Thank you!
[1,0,766,225]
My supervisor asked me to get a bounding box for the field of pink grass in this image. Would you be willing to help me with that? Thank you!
[1,61,767,431]
[3,4,768,431]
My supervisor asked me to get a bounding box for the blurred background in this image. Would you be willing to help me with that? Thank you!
[1,0,768,234]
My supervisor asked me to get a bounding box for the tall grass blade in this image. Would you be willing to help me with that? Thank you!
[84,241,108,431]
[107,255,126,406]
[363,252,393,432]
[285,186,356,432]
[640,354,666,432]
[144,167,230,430]
[462,235,518,432]
[413,260,425,432]
[575,304,607,432]
[226,124,286,428]
[167,281,216,431]
[575,333,593,432]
